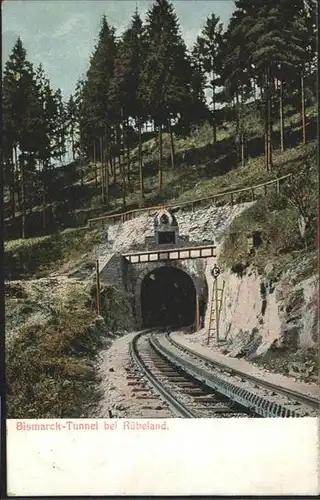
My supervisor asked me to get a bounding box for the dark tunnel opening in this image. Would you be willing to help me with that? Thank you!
[141,267,197,328]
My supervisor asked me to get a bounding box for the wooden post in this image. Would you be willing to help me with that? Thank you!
[251,188,255,201]
[195,292,200,331]
[264,184,267,196]
[230,193,234,206]
[96,259,101,315]
[276,179,280,195]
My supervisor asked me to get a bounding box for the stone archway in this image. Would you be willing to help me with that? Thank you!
[134,261,206,328]
[141,266,197,327]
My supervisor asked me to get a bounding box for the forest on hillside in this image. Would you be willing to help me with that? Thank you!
[2,0,318,239]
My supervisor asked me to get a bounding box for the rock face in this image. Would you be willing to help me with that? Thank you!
[99,202,254,255]
[214,263,318,372]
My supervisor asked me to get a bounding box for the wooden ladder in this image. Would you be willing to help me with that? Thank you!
[207,278,225,344]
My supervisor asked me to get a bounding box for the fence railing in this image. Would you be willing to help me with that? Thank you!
[87,173,292,228]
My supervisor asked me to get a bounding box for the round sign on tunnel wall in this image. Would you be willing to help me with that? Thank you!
[211,265,220,278]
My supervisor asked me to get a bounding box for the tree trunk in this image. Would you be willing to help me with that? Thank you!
[126,145,130,186]
[158,123,163,193]
[42,190,46,233]
[71,129,75,160]
[112,155,116,185]
[239,90,245,166]
[9,150,15,220]
[104,130,109,206]
[41,163,46,232]
[93,139,98,188]
[240,132,245,167]
[138,117,144,204]
[301,73,306,145]
[235,92,241,161]
[279,78,284,152]
[212,82,217,143]
[120,112,126,207]
[235,94,239,132]
[20,156,26,238]
[13,145,21,213]
[211,66,217,143]
[121,159,126,206]
[100,137,105,205]
[108,154,113,187]
[267,91,273,170]
[168,118,175,169]
[264,100,269,171]
[253,80,257,103]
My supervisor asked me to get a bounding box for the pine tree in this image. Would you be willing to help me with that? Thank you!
[140,0,192,190]
[224,0,311,170]
[110,8,146,203]
[81,16,117,206]
[3,37,43,236]
[35,64,56,230]
[193,13,224,143]
[188,47,209,131]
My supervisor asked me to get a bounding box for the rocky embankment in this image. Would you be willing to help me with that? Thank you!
[212,260,318,381]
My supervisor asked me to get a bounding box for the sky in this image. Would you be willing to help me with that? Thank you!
[2,0,235,100]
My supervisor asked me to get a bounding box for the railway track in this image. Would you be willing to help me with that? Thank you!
[130,330,256,418]
[164,332,318,418]
[129,330,318,418]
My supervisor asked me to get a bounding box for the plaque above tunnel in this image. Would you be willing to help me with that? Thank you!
[154,209,179,246]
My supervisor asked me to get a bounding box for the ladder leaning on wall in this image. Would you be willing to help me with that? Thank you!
[207,277,225,344]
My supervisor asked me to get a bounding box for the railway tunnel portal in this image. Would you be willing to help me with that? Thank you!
[141,266,197,328]
[101,208,214,330]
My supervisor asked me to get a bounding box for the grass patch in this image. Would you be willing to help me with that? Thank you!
[6,282,134,418]
[4,226,100,279]
[219,141,317,279]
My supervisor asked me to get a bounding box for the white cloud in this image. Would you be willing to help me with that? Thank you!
[49,13,88,39]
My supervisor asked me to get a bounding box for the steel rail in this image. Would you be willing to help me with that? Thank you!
[130,331,197,418]
[150,334,312,417]
[166,333,319,412]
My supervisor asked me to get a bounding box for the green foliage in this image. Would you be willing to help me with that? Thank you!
[80,15,117,152]
[6,281,134,418]
[4,227,100,279]
[280,153,317,248]
[6,300,99,418]
[193,12,224,138]
[220,148,317,277]
[2,1,317,236]
[139,0,193,125]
